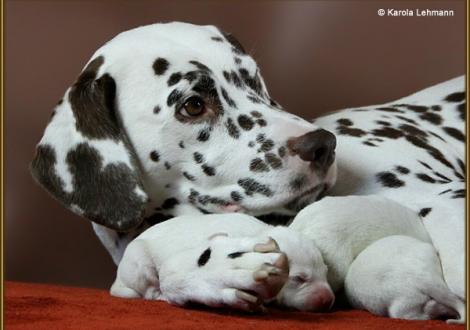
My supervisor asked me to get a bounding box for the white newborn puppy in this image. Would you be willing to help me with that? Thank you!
[111,213,334,312]
[289,195,465,322]
[345,235,465,323]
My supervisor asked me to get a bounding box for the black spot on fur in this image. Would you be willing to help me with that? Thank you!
[452,189,465,198]
[184,71,198,83]
[376,107,403,113]
[161,198,179,210]
[251,111,262,118]
[239,69,263,95]
[153,58,169,75]
[225,118,240,139]
[444,92,465,103]
[250,158,270,172]
[260,140,274,152]
[395,166,410,174]
[247,95,262,104]
[405,105,428,113]
[202,165,216,176]
[442,127,465,142]
[337,126,367,137]
[399,124,428,138]
[376,171,405,188]
[167,72,182,86]
[416,173,436,183]
[164,162,171,170]
[433,171,451,182]
[395,115,417,124]
[230,71,243,88]
[337,118,353,126]
[150,151,160,162]
[420,112,442,125]
[221,88,237,108]
[189,60,211,72]
[167,89,183,107]
[419,208,432,218]
[431,105,442,111]
[228,252,245,259]
[188,189,200,204]
[234,57,242,64]
[265,153,282,169]
[198,248,211,267]
[376,120,391,126]
[238,178,273,197]
[211,36,224,42]
[439,189,452,195]
[193,152,204,164]
[178,141,185,149]
[457,103,466,120]
[238,115,255,131]
[363,141,377,147]
[256,134,266,143]
[372,127,403,139]
[183,172,196,181]
[256,119,267,127]
[278,146,286,158]
[153,106,161,114]
[230,191,243,202]
[197,129,211,142]
[221,31,246,54]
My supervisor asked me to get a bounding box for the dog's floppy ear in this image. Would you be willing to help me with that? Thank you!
[31,55,148,231]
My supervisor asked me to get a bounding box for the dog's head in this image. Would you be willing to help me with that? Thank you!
[268,227,334,312]
[31,22,337,231]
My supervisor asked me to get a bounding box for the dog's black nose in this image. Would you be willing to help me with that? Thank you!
[287,129,336,170]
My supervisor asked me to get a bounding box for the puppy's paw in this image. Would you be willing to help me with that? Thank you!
[209,236,289,302]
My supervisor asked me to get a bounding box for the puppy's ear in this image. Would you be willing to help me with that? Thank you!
[31,55,148,231]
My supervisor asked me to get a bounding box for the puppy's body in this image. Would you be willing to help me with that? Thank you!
[345,235,465,323]
[289,195,464,322]
[111,213,334,311]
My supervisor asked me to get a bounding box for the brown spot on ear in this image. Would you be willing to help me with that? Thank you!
[68,56,121,140]
[31,143,146,231]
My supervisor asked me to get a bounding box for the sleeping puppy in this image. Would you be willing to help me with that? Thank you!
[345,235,465,324]
[289,195,465,323]
[110,213,334,312]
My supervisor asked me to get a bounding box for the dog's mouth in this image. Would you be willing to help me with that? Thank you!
[284,184,327,212]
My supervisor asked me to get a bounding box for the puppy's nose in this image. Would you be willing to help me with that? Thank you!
[308,286,335,312]
[287,129,336,170]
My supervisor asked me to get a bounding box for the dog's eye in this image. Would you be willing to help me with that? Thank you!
[181,96,206,117]
[293,274,308,284]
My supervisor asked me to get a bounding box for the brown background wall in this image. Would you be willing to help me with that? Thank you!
[5,0,465,289]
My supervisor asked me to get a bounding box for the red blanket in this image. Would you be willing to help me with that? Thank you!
[5,281,464,329]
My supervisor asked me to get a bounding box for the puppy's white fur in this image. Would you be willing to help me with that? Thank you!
[345,235,465,323]
[289,195,465,323]
[111,213,333,311]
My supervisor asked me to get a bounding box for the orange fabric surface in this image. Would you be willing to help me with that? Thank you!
[5,281,465,330]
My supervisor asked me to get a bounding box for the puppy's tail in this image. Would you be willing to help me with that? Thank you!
[426,285,466,324]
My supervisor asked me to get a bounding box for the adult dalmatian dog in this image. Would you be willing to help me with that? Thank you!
[31,22,465,312]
